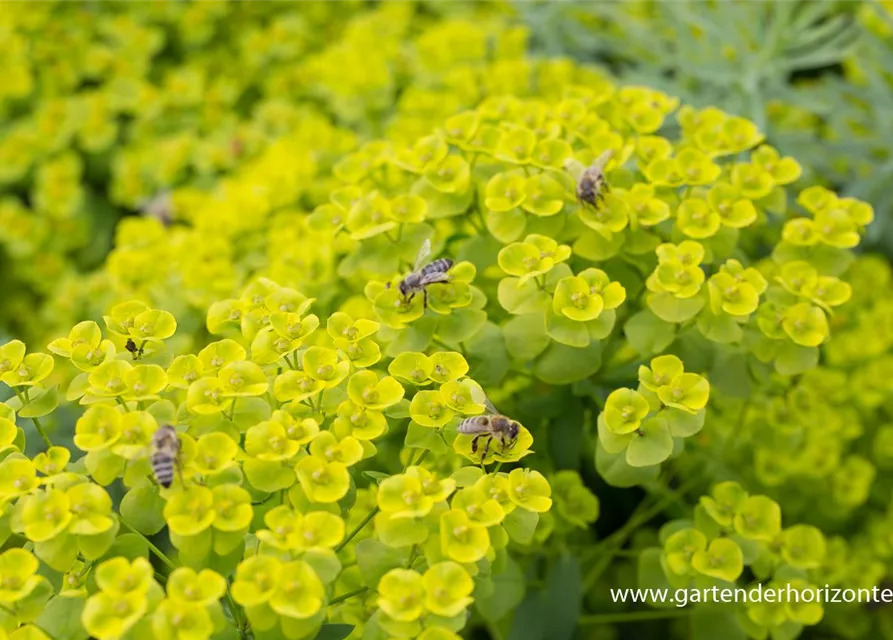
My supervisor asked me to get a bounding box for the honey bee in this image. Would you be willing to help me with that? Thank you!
[388,239,453,309]
[457,394,520,462]
[151,425,181,489]
[138,190,173,226]
[569,149,614,208]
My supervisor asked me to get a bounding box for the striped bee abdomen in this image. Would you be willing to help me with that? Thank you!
[151,453,175,488]
[151,425,180,489]
[457,416,490,434]
[421,258,453,275]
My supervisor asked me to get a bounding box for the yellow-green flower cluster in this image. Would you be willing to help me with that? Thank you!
[598,355,709,472]
[648,482,827,637]
[0,271,553,638]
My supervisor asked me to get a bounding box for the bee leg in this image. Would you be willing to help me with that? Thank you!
[423,288,428,310]
[386,281,392,290]
[479,435,492,463]
[471,434,482,454]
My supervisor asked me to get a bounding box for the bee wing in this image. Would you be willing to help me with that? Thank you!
[414,238,432,271]
[469,385,501,415]
[590,149,615,173]
[562,158,586,181]
[483,396,501,416]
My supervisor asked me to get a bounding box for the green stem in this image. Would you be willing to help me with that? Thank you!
[329,586,370,606]
[431,337,459,354]
[333,448,431,554]
[405,449,429,471]
[225,587,248,636]
[583,475,701,590]
[579,608,695,625]
[226,398,237,422]
[406,544,420,568]
[118,519,177,572]
[115,396,131,412]
[31,416,52,449]
[335,507,379,553]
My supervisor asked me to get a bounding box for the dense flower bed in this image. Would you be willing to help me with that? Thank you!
[0,2,889,639]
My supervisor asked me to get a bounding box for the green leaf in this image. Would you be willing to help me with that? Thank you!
[497,277,550,315]
[404,422,447,453]
[625,309,676,356]
[304,548,342,585]
[171,528,212,569]
[207,542,244,577]
[465,322,509,387]
[451,466,484,487]
[486,208,528,243]
[545,308,590,347]
[708,347,751,398]
[101,533,149,562]
[383,316,438,357]
[14,576,54,623]
[19,386,58,418]
[507,590,547,640]
[121,485,167,535]
[244,459,296,493]
[543,553,582,640]
[86,448,125,485]
[315,624,355,640]
[475,556,525,623]
[35,594,88,640]
[636,548,677,608]
[573,228,624,261]
[664,407,706,438]
[34,532,78,572]
[595,439,660,488]
[147,399,176,425]
[356,539,409,588]
[534,341,602,385]
[411,177,473,218]
[626,417,673,467]
[697,311,743,344]
[700,226,739,262]
[503,508,538,545]
[78,521,120,560]
[362,471,390,485]
[385,398,410,419]
[436,309,487,344]
[691,610,747,640]
[647,292,705,323]
[587,309,616,341]
[502,314,550,361]
[232,397,272,431]
[66,373,90,402]
[774,342,818,375]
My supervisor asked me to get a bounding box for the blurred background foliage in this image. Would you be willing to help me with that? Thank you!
[520,0,893,247]
[0,0,515,346]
